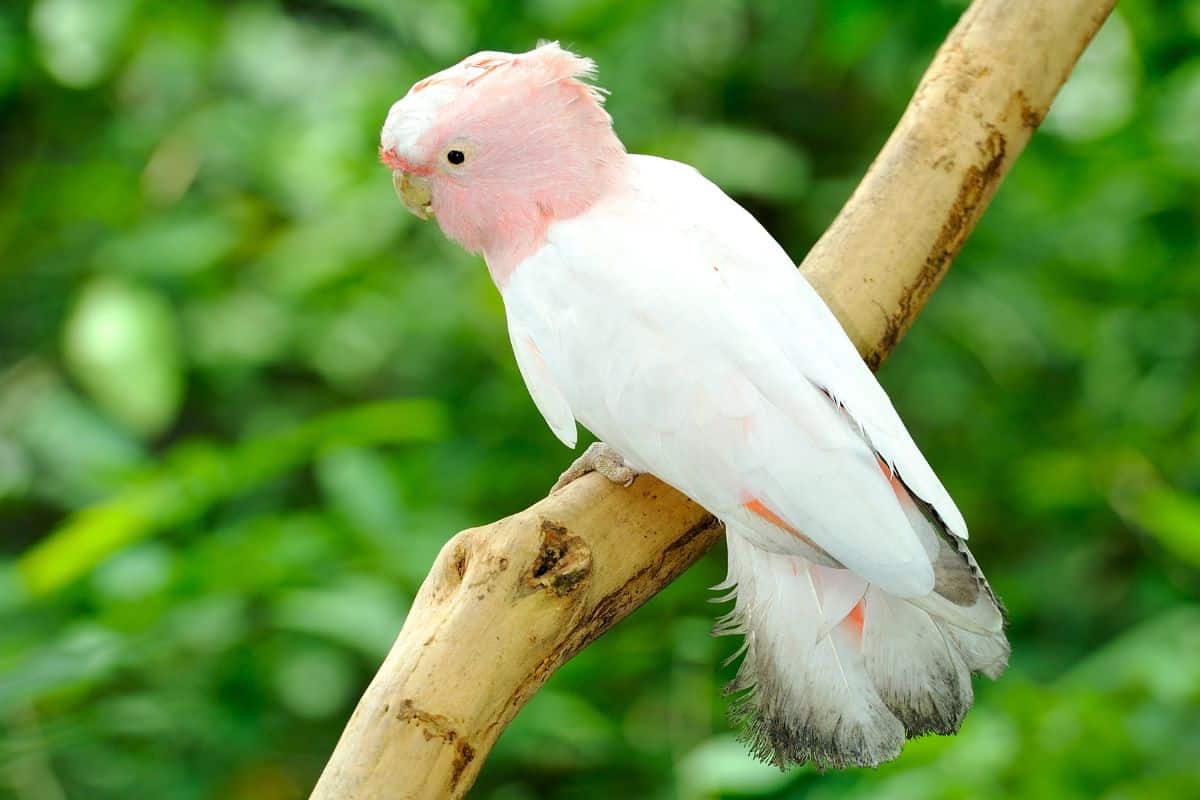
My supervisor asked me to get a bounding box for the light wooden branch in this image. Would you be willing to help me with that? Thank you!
[311,1,1115,797]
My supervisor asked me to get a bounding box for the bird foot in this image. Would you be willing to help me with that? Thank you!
[551,442,639,493]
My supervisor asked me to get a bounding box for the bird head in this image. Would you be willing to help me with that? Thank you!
[380,43,626,282]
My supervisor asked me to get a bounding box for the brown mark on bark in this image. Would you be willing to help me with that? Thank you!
[451,544,468,581]
[395,699,461,744]
[868,129,1008,369]
[523,520,591,597]
[449,741,476,792]
[1015,89,1043,130]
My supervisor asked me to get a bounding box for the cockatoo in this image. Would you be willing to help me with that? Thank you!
[380,43,1008,768]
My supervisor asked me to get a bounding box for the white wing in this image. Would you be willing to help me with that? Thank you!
[508,315,577,448]
[503,155,965,597]
[640,156,969,540]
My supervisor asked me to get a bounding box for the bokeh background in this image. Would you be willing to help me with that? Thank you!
[1,0,1198,797]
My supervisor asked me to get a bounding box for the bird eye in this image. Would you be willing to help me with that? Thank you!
[447,150,465,165]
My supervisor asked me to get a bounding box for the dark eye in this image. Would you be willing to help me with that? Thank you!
[446,149,465,165]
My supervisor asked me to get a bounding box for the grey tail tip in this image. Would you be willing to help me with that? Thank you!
[729,690,896,771]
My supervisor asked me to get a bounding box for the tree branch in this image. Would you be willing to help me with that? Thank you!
[311,2,1115,797]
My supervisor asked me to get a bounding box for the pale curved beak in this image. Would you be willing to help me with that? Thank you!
[393,171,433,220]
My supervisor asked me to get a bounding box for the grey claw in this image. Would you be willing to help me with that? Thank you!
[551,442,639,493]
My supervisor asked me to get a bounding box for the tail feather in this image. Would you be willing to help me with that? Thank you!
[720,534,902,767]
[719,525,1008,769]
[861,585,973,736]
[946,625,1010,680]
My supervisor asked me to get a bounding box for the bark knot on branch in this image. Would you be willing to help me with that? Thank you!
[523,520,591,597]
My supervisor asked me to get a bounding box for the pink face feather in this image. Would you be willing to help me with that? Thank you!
[380,43,627,285]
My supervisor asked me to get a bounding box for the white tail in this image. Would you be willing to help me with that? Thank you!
[716,522,1008,768]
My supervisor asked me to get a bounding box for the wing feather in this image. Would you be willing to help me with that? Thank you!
[637,156,969,540]
[507,314,577,448]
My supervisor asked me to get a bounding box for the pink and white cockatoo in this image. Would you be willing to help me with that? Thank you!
[380,43,1008,768]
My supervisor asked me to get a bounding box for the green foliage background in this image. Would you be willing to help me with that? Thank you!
[1,0,1198,797]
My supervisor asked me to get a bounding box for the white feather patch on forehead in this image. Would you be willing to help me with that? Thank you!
[380,43,603,158]
[381,50,518,156]
[381,80,460,155]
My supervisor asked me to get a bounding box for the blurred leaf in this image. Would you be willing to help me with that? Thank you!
[0,15,22,99]
[0,623,125,716]
[4,366,148,505]
[494,689,619,768]
[1111,472,1200,567]
[93,214,239,279]
[315,446,407,545]
[652,124,811,201]
[1043,12,1138,141]
[89,542,175,602]
[62,278,185,438]
[678,733,795,797]
[0,436,32,501]
[1064,606,1200,701]
[164,594,249,655]
[17,399,447,596]
[30,0,134,88]
[269,575,407,658]
[271,643,357,720]
[1133,487,1200,566]
[1154,58,1200,179]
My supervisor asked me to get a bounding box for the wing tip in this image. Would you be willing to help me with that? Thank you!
[555,423,578,449]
